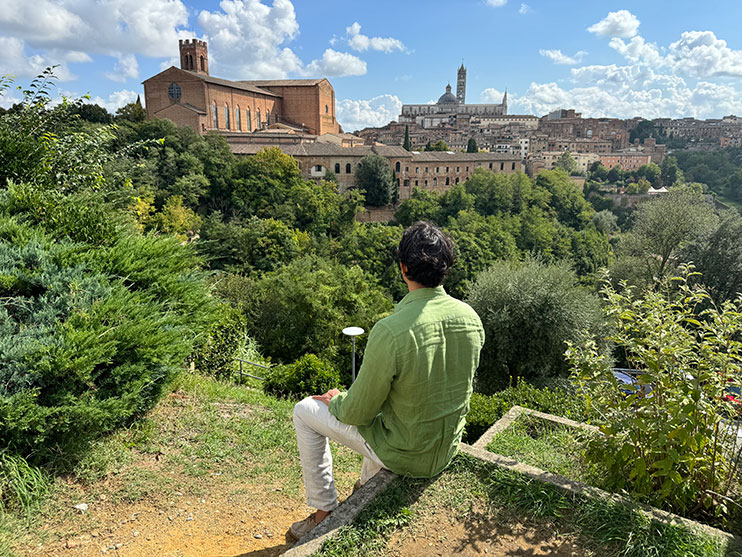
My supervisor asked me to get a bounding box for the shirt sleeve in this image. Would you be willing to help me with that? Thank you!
[329,321,396,426]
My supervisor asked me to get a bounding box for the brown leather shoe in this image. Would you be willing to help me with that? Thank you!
[288,512,321,541]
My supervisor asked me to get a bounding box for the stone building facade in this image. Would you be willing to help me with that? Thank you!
[229,143,522,200]
[142,39,340,137]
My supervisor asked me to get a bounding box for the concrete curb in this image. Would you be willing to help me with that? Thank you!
[466,406,741,552]
[283,469,397,557]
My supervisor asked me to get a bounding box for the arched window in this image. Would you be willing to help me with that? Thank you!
[395,161,400,172]
[433,177,438,186]
[235,106,241,131]
[346,163,351,174]
[325,104,329,114]
[189,55,194,70]
[256,108,261,128]
[246,107,252,131]
[224,104,230,130]
[445,177,450,185]
[266,110,270,126]
[212,101,218,128]
[200,56,205,72]
[335,163,340,174]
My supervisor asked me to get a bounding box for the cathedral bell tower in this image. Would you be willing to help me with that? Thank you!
[456,63,466,104]
[179,39,209,75]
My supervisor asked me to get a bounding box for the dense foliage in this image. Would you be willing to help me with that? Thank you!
[262,354,342,400]
[466,258,608,393]
[463,381,592,444]
[676,148,742,204]
[568,268,742,527]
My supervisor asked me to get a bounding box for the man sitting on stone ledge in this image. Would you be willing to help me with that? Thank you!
[289,221,485,542]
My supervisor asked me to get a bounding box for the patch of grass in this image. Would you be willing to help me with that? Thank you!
[314,453,731,557]
[486,414,604,487]
[0,452,51,516]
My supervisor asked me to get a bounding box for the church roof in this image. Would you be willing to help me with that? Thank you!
[437,84,458,104]
[179,70,281,97]
[240,79,325,87]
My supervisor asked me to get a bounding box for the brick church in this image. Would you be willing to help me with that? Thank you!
[142,39,341,137]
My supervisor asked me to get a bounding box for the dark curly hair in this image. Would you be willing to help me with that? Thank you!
[397,221,455,287]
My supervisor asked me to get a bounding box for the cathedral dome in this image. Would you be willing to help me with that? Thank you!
[437,84,457,104]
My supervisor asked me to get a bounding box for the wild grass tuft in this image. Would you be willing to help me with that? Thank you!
[0,452,50,516]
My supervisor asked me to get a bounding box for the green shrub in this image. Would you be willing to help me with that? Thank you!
[568,266,742,528]
[193,303,248,379]
[463,381,591,444]
[0,217,216,464]
[466,258,609,394]
[263,354,342,400]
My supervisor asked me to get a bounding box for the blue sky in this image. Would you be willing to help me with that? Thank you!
[3,0,742,131]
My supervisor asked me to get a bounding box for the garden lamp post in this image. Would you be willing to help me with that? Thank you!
[342,327,365,382]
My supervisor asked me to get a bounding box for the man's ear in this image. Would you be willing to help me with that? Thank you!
[400,262,408,275]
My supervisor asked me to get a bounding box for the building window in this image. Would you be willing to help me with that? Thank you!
[500,162,504,171]
[455,177,459,184]
[512,162,516,170]
[446,167,449,172]
[224,104,230,130]
[446,177,450,185]
[266,110,270,126]
[247,108,252,131]
[405,167,409,172]
[325,104,329,114]
[168,83,181,100]
[466,166,469,172]
[456,166,460,172]
[425,167,429,173]
[433,178,438,186]
[404,180,409,187]
[395,161,400,172]
[415,167,419,174]
[235,106,241,130]
[257,108,261,128]
[200,56,205,72]
[415,180,419,186]
[315,165,322,172]
[212,101,218,128]
[424,180,428,186]
[436,167,439,173]
[489,163,493,169]
[335,163,340,173]
[346,163,351,173]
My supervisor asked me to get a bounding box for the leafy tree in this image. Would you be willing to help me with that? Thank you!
[356,154,393,207]
[115,97,146,123]
[437,183,475,222]
[591,209,618,235]
[534,169,594,229]
[613,188,717,286]
[661,155,684,187]
[555,151,578,175]
[403,125,411,151]
[466,258,607,393]
[636,162,661,188]
[233,256,393,373]
[684,211,742,304]
[394,187,441,226]
[589,161,609,182]
[263,354,342,400]
[466,138,478,153]
[607,164,623,183]
[425,140,449,152]
[73,103,113,124]
[146,195,202,241]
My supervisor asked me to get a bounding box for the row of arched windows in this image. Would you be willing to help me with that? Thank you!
[334,163,355,174]
[211,102,276,131]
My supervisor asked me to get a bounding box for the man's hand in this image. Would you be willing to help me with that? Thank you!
[312,388,341,406]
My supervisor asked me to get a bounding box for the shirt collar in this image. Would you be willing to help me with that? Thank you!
[395,285,447,310]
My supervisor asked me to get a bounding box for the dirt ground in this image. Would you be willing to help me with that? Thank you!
[386,509,590,557]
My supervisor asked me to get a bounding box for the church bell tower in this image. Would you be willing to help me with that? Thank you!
[179,39,209,75]
[456,63,466,105]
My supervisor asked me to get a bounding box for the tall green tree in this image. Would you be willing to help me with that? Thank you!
[555,151,578,175]
[356,154,394,207]
[402,125,411,151]
[466,138,478,153]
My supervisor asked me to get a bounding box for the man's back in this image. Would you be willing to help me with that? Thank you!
[329,286,484,477]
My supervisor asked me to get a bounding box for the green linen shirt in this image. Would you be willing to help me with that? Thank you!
[328,286,485,478]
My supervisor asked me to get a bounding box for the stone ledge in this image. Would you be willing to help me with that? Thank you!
[465,405,741,552]
[283,469,397,557]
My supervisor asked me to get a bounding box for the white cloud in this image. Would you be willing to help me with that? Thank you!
[481,88,506,103]
[609,36,666,67]
[0,36,76,80]
[667,31,742,77]
[587,10,639,39]
[86,89,139,113]
[105,53,139,83]
[336,94,402,131]
[485,0,507,6]
[539,49,587,65]
[198,0,302,79]
[303,49,367,77]
[518,3,531,15]
[346,22,405,53]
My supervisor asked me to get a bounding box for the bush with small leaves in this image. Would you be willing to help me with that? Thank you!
[263,354,342,400]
